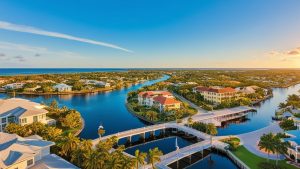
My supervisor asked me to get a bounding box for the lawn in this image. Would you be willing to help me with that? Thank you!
[232,146,298,169]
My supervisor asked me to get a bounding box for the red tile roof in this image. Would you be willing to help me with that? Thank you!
[138,91,172,98]
[153,96,181,105]
[195,86,236,93]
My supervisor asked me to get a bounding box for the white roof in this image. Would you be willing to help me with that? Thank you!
[0,132,54,169]
[30,154,79,169]
[0,98,47,118]
[53,84,72,88]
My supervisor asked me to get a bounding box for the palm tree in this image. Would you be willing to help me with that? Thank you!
[278,102,286,109]
[134,149,147,169]
[83,150,104,169]
[274,135,290,166]
[71,139,93,167]
[148,147,163,169]
[106,156,122,169]
[206,123,217,144]
[258,133,275,162]
[58,133,80,157]
[121,156,135,169]
[146,111,158,121]
[187,116,193,127]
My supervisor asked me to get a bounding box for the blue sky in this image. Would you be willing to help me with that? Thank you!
[0,0,299,68]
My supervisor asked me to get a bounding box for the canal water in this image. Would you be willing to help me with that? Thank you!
[1,75,300,169]
[218,83,300,136]
[0,75,169,139]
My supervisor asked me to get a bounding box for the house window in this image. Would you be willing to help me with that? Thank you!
[1,118,6,123]
[21,118,27,123]
[1,124,6,131]
[27,159,33,166]
[8,116,15,123]
[33,116,38,122]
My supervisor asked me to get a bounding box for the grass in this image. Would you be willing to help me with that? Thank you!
[232,146,298,169]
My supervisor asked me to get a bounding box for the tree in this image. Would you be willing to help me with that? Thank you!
[83,150,104,169]
[61,110,82,129]
[278,102,287,109]
[50,99,58,110]
[146,111,158,121]
[274,134,290,166]
[279,119,296,131]
[58,133,80,157]
[5,123,29,137]
[148,147,163,169]
[187,116,193,127]
[134,149,147,169]
[121,156,135,169]
[258,133,275,162]
[207,123,218,136]
[71,139,93,167]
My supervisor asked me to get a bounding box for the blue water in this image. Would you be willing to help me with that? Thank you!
[217,83,300,136]
[1,70,300,168]
[186,152,239,169]
[125,136,192,155]
[0,68,127,76]
[0,75,169,139]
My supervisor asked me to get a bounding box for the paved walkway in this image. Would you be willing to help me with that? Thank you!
[237,122,285,160]
[171,92,208,114]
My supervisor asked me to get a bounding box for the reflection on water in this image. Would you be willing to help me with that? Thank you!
[185,151,239,169]
[217,84,300,135]
[0,75,169,139]
[0,78,299,139]
[124,136,193,155]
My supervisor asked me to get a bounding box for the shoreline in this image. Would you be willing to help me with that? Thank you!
[74,116,85,137]
[0,87,114,96]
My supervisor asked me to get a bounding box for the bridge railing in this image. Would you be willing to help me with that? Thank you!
[160,140,211,161]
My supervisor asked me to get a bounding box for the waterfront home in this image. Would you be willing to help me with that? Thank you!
[284,130,300,163]
[193,86,237,104]
[53,83,72,92]
[0,98,55,132]
[80,79,111,87]
[0,132,79,169]
[138,91,174,107]
[153,95,181,112]
[2,83,25,90]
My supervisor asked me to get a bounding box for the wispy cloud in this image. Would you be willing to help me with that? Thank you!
[0,41,85,59]
[268,46,300,62]
[13,55,26,62]
[0,21,132,52]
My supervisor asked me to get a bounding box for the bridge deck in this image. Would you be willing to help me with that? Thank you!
[156,140,211,169]
[92,123,210,146]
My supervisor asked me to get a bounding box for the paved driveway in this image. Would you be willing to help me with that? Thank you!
[237,122,285,160]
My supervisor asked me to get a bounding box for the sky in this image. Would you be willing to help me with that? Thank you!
[0,0,300,68]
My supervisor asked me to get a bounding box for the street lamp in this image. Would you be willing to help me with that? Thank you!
[98,124,105,139]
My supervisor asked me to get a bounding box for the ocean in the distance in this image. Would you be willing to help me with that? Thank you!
[0,68,128,76]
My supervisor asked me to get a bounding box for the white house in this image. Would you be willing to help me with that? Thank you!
[0,98,55,132]
[284,130,300,163]
[0,132,79,169]
[80,80,110,88]
[53,84,72,92]
[2,83,25,90]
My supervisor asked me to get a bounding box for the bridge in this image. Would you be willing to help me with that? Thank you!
[92,106,255,146]
[156,140,228,169]
[92,123,211,146]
